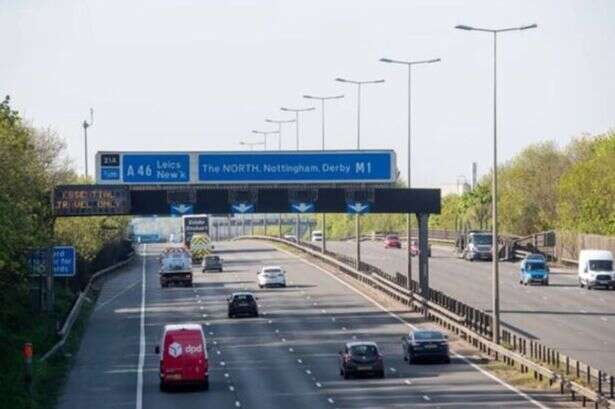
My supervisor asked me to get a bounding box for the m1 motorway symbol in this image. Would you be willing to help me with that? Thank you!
[231,202,254,214]
[346,202,371,214]
[170,203,193,216]
[291,202,315,213]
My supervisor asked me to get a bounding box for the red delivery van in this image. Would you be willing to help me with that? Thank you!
[155,323,209,391]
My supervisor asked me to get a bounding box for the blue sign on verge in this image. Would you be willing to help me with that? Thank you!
[53,246,76,277]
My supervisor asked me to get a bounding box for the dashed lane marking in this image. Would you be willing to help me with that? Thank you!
[423,395,431,401]
[316,382,322,388]
[327,398,335,404]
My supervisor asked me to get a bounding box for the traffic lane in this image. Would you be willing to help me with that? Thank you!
[57,255,143,409]
[326,240,615,374]
[197,244,341,409]
[236,241,555,408]
[141,247,238,409]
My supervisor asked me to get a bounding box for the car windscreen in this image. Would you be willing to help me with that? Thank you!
[233,295,254,302]
[386,236,399,240]
[526,262,546,271]
[413,331,444,341]
[350,344,378,357]
[263,268,282,274]
[472,235,492,245]
[589,260,613,271]
[206,257,219,262]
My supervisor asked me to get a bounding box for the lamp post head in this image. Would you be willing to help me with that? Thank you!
[379,58,394,63]
[519,23,538,30]
[455,24,474,30]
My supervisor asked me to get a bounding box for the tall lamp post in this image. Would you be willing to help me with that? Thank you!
[82,108,94,179]
[455,22,537,344]
[280,106,315,241]
[335,78,385,270]
[251,129,279,150]
[303,94,345,254]
[265,118,296,237]
[379,57,440,294]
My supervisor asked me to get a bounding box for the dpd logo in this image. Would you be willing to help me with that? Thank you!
[168,342,182,358]
[185,344,203,354]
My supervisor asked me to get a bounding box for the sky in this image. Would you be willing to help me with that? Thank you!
[2,0,614,187]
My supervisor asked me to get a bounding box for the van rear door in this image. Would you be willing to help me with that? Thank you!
[163,330,207,382]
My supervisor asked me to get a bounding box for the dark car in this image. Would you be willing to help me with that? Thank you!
[402,330,450,364]
[227,292,258,318]
[339,341,384,379]
[202,255,223,272]
[384,235,401,249]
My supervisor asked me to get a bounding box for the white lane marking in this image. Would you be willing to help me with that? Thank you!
[389,367,397,373]
[342,327,347,331]
[197,299,202,303]
[306,369,312,375]
[276,246,552,409]
[404,379,412,385]
[200,306,205,310]
[282,338,286,342]
[235,401,241,407]
[216,350,221,355]
[95,280,140,312]
[135,244,147,409]
[213,340,218,345]
[601,316,608,322]
[327,398,335,404]
[289,347,294,352]
[224,373,230,378]
[275,329,280,333]
[268,320,273,324]
[205,322,211,326]
[229,385,235,391]
[316,382,322,388]
[331,317,336,322]
[209,331,214,335]
[321,309,327,314]
[423,395,430,401]
[220,361,226,366]
[202,314,208,318]
[297,358,303,364]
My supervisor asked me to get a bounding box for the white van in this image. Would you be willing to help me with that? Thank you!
[578,250,614,290]
[311,230,323,242]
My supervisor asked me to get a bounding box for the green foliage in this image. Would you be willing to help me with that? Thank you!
[557,132,615,235]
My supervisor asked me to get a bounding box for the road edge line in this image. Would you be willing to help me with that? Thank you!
[136,244,147,409]
[274,244,551,409]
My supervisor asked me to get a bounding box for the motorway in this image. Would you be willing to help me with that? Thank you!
[57,240,575,409]
[324,240,615,375]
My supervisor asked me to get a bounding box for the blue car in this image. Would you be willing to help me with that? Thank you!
[519,254,549,286]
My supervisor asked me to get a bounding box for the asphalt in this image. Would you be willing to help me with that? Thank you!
[323,240,615,375]
[57,240,578,409]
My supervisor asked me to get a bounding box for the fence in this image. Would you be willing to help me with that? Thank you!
[241,235,614,408]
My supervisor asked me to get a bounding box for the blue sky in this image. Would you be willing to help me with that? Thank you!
[2,0,614,186]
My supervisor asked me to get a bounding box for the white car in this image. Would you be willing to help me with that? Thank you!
[257,266,287,288]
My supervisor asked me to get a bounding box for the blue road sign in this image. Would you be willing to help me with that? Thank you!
[170,203,193,216]
[52,246,76,277]
[290,202,315,213]
[100,167,120,180]
[198,151,393,184]
[122,154,190,183]
[230,202,254,214]
[96,150,395,185]
[346,202,371,214]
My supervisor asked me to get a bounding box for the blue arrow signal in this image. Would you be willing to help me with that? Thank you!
[346,202,370,214]
[231,202,255,214]
[290,202,315,213]
[170,203,194,216]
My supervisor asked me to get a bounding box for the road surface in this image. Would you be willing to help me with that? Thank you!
[57,240,574,409]
[324,240,615,375]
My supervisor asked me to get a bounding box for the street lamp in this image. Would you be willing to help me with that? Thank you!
[379,57,440,295]
[265,118,296,150]
[251,129,279,150]
[335,77,384,270]
[82,108,94,180]
[334,78,384,149]
[303,94,344,254]
[239,141,265,150]
[280,107,315,241]
[455,22,537,344]
[280,107,315,150]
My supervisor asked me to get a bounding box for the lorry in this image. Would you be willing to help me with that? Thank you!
[455,230,494,261]
[190,234,213,264]
[578,249,614,290]
[159,248,193,287]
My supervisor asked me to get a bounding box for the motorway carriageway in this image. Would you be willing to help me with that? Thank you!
[57,241,577,409]
[324,240,615,376]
